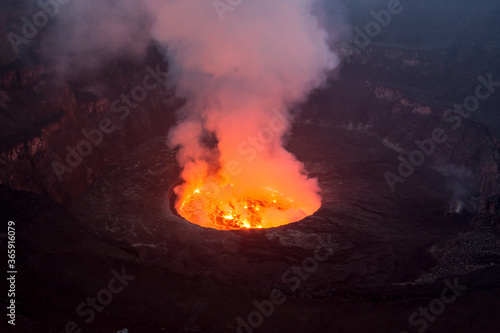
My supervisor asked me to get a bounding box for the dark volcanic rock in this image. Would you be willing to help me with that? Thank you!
[0,49,181,206]
[2,160,500,332]
[69,124,500,290]
[1,0,500,332]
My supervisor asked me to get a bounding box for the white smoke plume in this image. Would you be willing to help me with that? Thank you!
[44,0,349,224]
[145,0,345,214]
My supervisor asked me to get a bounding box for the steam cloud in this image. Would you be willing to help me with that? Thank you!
[45,0,348,223]
[149,0,343,214]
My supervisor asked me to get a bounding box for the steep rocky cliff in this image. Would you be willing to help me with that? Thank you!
[0,47,181,205]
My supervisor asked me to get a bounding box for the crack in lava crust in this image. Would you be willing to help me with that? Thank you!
[177,184,311,230]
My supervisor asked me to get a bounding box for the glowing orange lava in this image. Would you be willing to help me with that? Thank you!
[176,176,317,230]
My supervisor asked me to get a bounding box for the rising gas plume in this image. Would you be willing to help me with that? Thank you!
[45,0,347,229]
[147,0,343,229]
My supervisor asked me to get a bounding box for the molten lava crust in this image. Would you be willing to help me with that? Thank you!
[177,184,311,230]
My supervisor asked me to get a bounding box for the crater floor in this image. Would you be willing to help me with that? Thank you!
[3,121,499,332]
[59,122,500,331]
